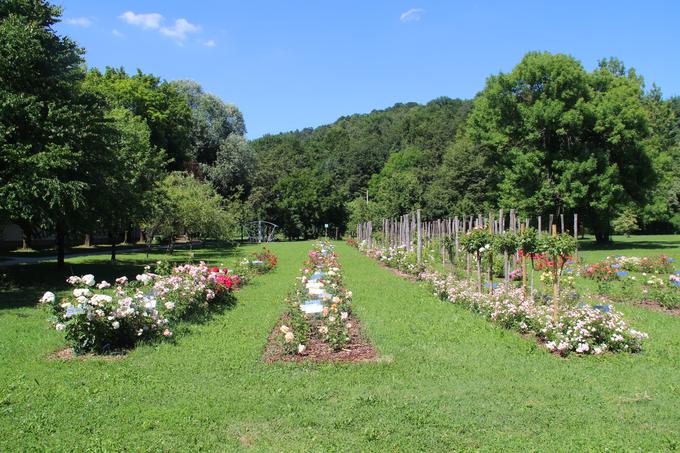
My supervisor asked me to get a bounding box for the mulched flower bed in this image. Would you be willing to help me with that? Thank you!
[263,313,379,363]
[639,299,680,316]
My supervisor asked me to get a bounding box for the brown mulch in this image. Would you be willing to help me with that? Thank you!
[638,299,680,316]
[47,347,127,361]
[263,314,380,363]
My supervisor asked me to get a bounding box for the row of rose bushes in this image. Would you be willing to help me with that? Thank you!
[420,270,647,355]
[352,241,648,356]
[277,241,354,354]
[39,247,278,354]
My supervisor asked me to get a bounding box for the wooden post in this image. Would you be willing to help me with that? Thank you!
[521,223,527,297]
[551,223,559,321]
[416,209,422,264]
[573,213,579,263]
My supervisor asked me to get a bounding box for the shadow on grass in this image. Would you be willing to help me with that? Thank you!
[0,244,247,310]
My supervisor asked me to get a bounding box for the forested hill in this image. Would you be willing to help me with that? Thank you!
[249,97,472,238]
[250,54,680,242]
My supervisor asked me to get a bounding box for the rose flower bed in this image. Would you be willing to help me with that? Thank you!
[359,239,648,357]
[264,241,377,362]
[40,261,245,355]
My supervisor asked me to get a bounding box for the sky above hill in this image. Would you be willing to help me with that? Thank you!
[55,0,680,138]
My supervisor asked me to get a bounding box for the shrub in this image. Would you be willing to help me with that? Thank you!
[41,262,242,354]
[40,275,170,354]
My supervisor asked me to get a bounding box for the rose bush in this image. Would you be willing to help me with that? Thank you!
[419,270,647,356]
[277,241,354,354]
[40,261,243,354]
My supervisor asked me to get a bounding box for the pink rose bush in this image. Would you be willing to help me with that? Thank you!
[420,270,647,356]
[40,262,241,354]
[358,240,648,356]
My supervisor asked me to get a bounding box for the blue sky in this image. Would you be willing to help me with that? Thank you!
[55,1,680,138]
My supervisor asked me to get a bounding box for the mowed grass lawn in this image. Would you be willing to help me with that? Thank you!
[1,240,680,451]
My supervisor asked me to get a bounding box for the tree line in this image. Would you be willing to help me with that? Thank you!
[250,55,680,243]
[0,0,253,266]
[2,0,679,268]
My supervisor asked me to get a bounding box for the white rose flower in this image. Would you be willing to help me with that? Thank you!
[341,312,349,321]
[40,291,56,304]
[55,323,65,331]
[164,302,175,310]
[91,294,112,305]
[284,331,295,343]
[297,343,306,354]
[97,281,111,289]
[279,325,290,334]
[81,274,96,287]
[112,321,120,329]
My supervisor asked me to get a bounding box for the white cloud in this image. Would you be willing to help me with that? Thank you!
[64,17,92,27]
[119,11,163,29]
[203,40,216,47]
[400,8,424,22]
[159,18,201,41]
[118,11,201,43]
[112,29,125,38]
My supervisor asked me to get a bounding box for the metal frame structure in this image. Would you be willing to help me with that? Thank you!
[244,220,279,243]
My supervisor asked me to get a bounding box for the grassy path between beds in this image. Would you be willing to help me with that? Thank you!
[1,240,679,451]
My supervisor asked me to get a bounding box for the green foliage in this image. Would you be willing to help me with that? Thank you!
[466,52,654,243]
[0,0,112,256]
[538,233,578,261]
[612,207,640,236]
[143,172,233,242]
[271,169,345,239]
[517,228,539,255]
[249,98,471,236]
[493,232,518,255]
[84,67,193,170]
[459,228,492,255]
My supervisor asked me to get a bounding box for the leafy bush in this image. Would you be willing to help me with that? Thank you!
[40,275,170,354]
[41,262,242,354]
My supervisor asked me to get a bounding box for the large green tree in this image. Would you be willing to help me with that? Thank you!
[84,67,193,170]
[466,52,653,242]
[0,0,111,266]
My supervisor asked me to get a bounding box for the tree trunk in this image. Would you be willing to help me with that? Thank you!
[22,229,32,250]
[56,220,66,269]
[476,253,483,294]
[111,241,117,263]
[123,229,129,244]
[139,229,145,244]
[594,232,610,244]
[84,233,91,247]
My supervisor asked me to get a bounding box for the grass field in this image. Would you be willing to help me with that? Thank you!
[579,234,680,262]
[1,240,680,451]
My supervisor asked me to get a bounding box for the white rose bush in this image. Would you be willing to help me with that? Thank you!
[39,260,250,354]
